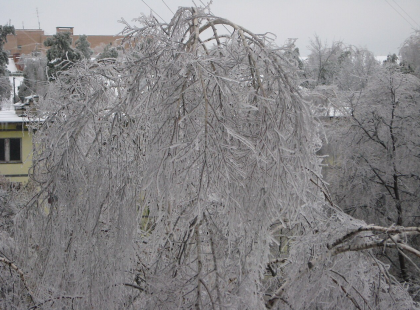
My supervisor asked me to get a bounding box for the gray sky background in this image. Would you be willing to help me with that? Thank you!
[2,0,420,56]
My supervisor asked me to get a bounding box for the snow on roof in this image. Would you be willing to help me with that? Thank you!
[0,109,28,123]
[0,103,42,123]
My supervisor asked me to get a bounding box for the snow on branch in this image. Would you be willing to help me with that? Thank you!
[329,225,420,259]
[0,255,35,304]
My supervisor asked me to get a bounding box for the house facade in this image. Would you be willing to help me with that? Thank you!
[0,105,40,183]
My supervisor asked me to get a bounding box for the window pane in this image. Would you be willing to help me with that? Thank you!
[9,139,21,161]
[0,139,4,161]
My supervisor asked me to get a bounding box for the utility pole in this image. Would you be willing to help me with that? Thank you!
[13,77,16,103]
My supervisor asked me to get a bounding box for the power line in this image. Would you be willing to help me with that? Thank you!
[141,0,167,23]
[391,0,420,28]
[384,0,416,29]
[199,0,232,35]
[161,0,174,15]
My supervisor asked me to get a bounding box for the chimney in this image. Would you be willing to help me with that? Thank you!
[56,27,74,35]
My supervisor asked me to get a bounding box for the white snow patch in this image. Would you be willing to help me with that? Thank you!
[375,56,388,63]
[6,58,18,73]
[9,76,24,99]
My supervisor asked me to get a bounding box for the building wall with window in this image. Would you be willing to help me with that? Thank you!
[0,110,37,183]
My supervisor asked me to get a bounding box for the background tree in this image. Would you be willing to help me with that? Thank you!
[75,34,93,60]
[324,63,420,284]
[400,30,420,77]
[18,54,48,98]
[44,32,81,79]
[304,35,379,117]
[334,47,378,91]
[311,32,420,299]
[0,25,15,102]
[96,42,118,60]
[304,35,347,87]
[384,53,399,65]
[3,7,419,310]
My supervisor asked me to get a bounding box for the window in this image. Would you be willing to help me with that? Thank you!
[0,138,22,162]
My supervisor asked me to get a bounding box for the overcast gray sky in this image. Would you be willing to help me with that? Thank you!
[2,0,420,56]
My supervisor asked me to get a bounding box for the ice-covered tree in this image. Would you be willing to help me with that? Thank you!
[5,6,420,310]
[44,32,81,80]
[324,63,420,284]
[400,31,420,77]
[0,179,37,308]
[304,35,348,87]
[0,25,15,101]
[96,42,118,60]
[75,34,93,60]
[304,36,379,117]
[18,54,48,98]
[335,47,378,92]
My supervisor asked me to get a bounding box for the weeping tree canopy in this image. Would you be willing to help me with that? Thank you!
[7,6,419,310]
